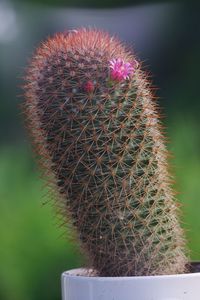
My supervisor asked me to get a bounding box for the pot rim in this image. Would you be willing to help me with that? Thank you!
[62,267,200,281]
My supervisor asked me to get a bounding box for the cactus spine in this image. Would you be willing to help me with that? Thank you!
[24,28,187,276]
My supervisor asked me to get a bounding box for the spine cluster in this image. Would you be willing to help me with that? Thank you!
[24,28,187,276]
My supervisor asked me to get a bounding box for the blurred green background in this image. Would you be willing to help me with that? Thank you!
[0,0,200,299]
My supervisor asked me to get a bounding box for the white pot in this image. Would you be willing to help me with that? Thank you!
[61,268,200,300]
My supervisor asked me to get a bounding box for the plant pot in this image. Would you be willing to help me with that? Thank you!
[61,267,200,300]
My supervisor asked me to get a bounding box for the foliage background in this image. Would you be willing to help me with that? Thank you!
[0,0,200,299]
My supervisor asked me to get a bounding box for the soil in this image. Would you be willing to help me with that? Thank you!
[188,262,200,273]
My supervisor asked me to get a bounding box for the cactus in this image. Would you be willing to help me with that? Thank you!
[24,28,187,276]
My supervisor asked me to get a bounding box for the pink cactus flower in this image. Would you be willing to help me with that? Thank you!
[84,80,95,93]
[109,58,136,81]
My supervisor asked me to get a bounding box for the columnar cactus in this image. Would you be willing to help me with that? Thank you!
[24,28,187,276]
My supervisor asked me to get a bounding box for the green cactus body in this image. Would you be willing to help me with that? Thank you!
[24,28,187,276]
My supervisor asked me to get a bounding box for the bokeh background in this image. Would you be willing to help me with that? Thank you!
[0,0,200,299]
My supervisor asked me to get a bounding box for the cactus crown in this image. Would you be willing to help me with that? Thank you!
[24,28,187,276]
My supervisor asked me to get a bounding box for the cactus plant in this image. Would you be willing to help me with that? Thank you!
[24,28,187,276]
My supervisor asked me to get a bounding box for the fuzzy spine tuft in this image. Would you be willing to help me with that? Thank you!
[24,28,187,276]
